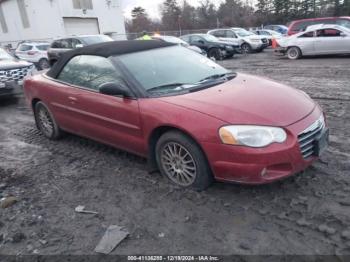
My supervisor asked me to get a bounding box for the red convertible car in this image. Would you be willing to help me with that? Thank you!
[24,40,329,190]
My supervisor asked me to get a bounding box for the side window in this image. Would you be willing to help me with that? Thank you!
[212,30,225,37]
[60,39,72,49]
[51,41,62,48]
[191,36,204,43]
[299,31,314,38]
[71,38,83,49]
[57,55,126,91]
[226,30,236,38]
[36,45,49,51]
[316,29,342,37]
[19,44,33,51]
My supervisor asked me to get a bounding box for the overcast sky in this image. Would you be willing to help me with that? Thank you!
[121,0,225,19]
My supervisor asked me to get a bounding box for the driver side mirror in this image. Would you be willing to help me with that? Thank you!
[99,82,132,97]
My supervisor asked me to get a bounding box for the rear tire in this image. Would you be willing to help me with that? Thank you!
[156,131,213,191]
[287,46,302,60]
[34,101,62,140]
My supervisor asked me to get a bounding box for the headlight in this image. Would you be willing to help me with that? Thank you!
[226,45,233,50]
[219,125,287,148]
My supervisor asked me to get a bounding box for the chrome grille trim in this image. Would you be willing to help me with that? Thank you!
[297,115,325,159]
[0,66,31,83]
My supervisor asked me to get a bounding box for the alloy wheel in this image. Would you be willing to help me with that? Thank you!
[160,142,197,187]
[38,106,54,137]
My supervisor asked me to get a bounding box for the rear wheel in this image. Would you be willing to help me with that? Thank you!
[287,46,302,60]
[156,131,213,191]
[34,101,62,139]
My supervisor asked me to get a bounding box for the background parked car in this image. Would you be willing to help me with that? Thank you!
[263,25,289,35]
[151,35,207,56]
[276,24,350,59]
[15,42,50,70]
[253,29,283,45]
[287,16,350,35]
[180,34,238,60]
[0,47,36,98]
[48,35,113,66]
[208,28,269,53]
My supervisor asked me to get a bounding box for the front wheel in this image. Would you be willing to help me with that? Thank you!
[34,101,62,139]
[208,48,222,61]
[156,131,213,191]
[287,47,302,60]
[241,43,252,53]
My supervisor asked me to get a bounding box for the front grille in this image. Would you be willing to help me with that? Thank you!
[297,115,325,159]
[0,66,31,83]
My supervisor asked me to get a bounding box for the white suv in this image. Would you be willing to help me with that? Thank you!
[15,42,50,70]
[208,28,269,53]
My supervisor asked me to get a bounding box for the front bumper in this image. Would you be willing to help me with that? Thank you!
[0,81,23,97]
[202,108,327,184]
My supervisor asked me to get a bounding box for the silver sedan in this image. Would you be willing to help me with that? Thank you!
[276,24,350,59]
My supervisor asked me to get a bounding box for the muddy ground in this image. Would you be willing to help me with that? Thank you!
[0,49,349,256]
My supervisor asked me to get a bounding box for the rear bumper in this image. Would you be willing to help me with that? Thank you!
[275,47,287,55]
[202,108,326,184]
[0,81,23,97]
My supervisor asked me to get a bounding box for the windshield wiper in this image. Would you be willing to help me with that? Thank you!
[198,72,237,83]
[147,83,190,93]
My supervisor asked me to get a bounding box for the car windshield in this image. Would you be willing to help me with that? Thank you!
[116,46,233,96]
[0,48,13,60]
[234,29,254,37]
[202,34,219,42]
[80,35,113,45]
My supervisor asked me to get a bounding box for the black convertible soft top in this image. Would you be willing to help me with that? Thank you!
[47,40,175,78]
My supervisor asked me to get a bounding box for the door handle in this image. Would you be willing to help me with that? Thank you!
[68,96,78,104]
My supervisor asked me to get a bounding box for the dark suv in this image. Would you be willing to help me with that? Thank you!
[48,35,113,66]
[180,34,240,60]
[0,48,35,98]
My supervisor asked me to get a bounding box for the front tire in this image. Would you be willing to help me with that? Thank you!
[208,48,222,61]
[241,43,252,53]
[287,47,302,60]
[34,101,62,140]
[156,131,213,191]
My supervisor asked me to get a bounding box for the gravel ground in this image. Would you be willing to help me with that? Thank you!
[0,49,349,256]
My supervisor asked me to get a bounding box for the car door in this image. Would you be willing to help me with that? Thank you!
[55,55,144,155]
[314,28,349,54]
[295,31,316,55]
[224,30,242,45]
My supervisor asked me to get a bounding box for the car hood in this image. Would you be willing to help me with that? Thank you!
[0,59,32,70]
[159,73,316,127]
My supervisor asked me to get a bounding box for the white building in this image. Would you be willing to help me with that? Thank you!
[0,0,126,47]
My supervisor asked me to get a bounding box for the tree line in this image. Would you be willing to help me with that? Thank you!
[125,0,350,33]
